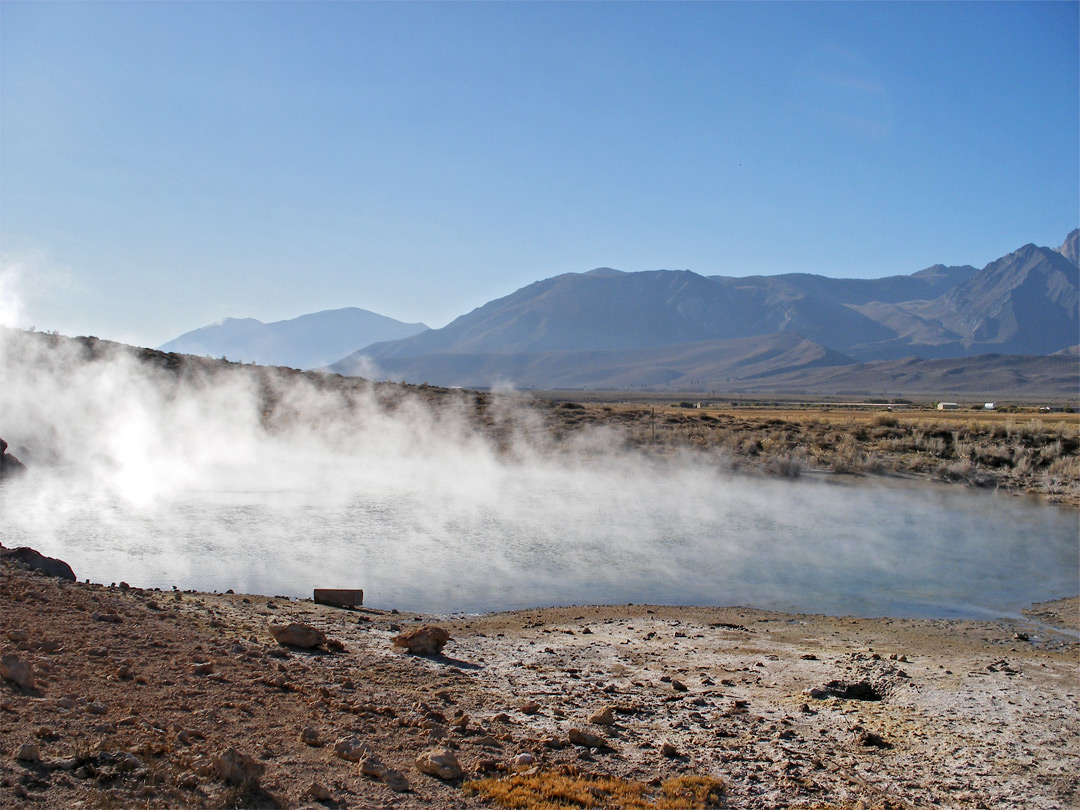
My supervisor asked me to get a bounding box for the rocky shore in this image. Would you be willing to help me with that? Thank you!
[1,547,1077,809]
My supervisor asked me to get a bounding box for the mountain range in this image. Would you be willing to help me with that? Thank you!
[158,307,427,370]
[329,230,1077,390]
[160,230,1079,393]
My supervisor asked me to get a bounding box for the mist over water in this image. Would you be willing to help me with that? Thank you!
[2,329,1077,618]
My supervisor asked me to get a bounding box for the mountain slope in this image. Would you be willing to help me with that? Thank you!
[850,242,1079,358]
[332,334,854,390]
[159,308,428,370]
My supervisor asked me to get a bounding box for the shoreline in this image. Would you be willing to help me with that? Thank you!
[2,549,1077,809]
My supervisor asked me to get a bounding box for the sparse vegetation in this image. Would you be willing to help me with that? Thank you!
[464,770,724,810]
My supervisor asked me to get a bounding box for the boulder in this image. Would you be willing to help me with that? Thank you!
[269,623,326,649]
[392,626,450,655]
[0,546,75,581]
[415,747,464,780]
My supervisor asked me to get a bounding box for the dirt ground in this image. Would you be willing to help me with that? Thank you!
[2,550,1077,810]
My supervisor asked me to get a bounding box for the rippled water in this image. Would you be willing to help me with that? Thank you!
[3,471,1076,619]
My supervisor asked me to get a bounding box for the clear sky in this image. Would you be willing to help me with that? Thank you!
[1,1,1077,349]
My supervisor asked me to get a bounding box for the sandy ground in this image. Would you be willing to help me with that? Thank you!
[1,551,1077,810]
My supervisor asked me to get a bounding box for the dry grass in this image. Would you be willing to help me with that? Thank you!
[463,771,725,810]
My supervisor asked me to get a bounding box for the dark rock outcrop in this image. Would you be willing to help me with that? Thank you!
[0,545,76,582]
[0,437,27,480]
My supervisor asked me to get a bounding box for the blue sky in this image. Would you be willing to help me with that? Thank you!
[1,1,1077,348]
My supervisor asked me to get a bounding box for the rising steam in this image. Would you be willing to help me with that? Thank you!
[1,328,1076,618]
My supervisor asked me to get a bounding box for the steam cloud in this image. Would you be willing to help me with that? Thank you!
[1,327,1076,618]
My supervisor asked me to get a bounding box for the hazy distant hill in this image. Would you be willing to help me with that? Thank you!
[333,231,1078,388]
[159,307,428,370]
[340,334,853,390]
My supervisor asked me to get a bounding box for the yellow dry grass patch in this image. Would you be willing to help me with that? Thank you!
[463,771,724,810]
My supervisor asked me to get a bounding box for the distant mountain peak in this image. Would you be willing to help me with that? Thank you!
[1058,228,1079,267]
[159,308,428,369]
[584,267,626,277]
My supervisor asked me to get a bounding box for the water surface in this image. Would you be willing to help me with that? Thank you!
[3,469,1076,619]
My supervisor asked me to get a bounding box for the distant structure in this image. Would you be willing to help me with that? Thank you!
[938,402,960,410]
[984,402,996,410]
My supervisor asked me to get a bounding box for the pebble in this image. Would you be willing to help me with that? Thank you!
[15,743,40,762]
[299,726,322,747]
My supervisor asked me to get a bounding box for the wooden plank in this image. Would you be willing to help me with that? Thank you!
[313,588,364,608]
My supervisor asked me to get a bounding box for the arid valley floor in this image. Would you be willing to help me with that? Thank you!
[1,547,1077,810]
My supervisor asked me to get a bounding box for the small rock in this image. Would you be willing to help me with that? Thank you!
[806,688,830,700]
[588,706,615,726]
[299,727,322,747]
[7,630,29,643]
[213,747,265,785]
[359,756,387,778]
[382,768,410,792]
[191,662,214,676]
[308,781,332,801]
[87,702,108,715]
[15,743,40,762]
[177,773,199,790]
[858,731,892,749]
[0,654,35,691]
[567,728,609,749]
[269,623,326,649]
[334,736,371,762]
[660,741,680,758]
[393,626,451,655]
[670,679,688,692]
[415,747,464,780]
[512,753,535,769]
[825,679,882,701]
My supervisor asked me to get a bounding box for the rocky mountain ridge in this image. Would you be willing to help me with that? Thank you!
[332,230,1078,388]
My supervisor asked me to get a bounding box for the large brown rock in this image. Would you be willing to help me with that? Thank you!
[269,623,326,649]
[392,626,450,655]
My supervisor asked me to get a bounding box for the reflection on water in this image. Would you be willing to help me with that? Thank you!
[2,473,1076,619]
